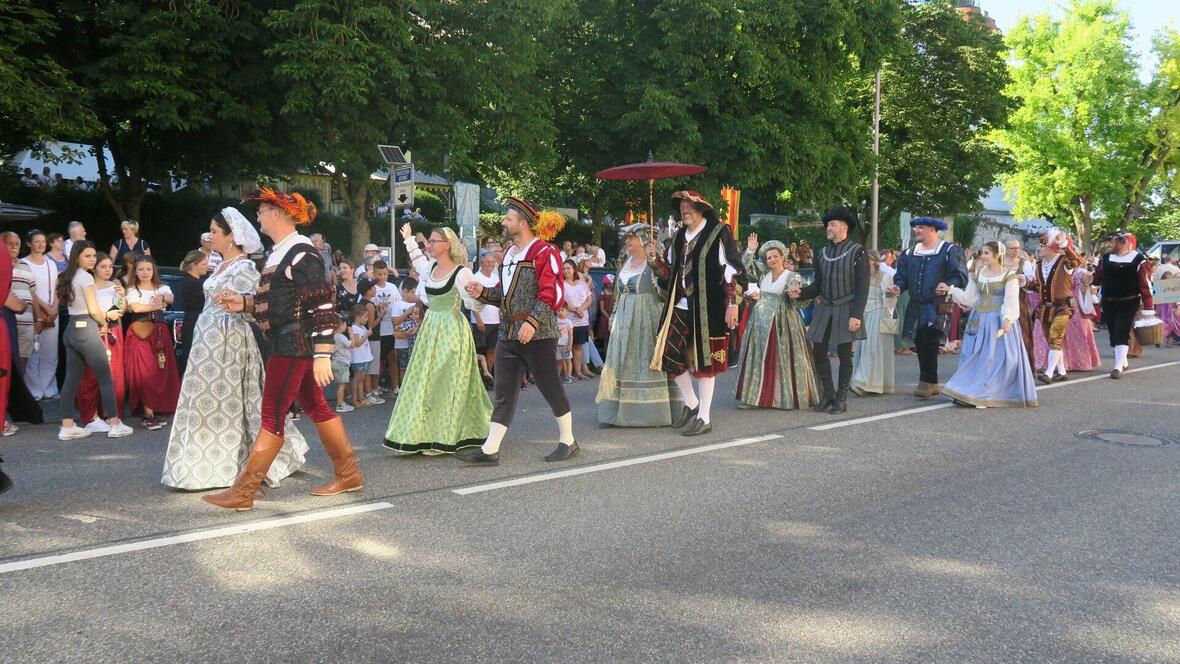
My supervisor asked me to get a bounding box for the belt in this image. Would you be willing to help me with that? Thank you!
[1104,295,1139,303]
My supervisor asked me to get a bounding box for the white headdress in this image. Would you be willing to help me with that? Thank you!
[220,206,262,254]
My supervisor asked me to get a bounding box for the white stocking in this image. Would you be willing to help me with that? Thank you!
[1046,349,1063,376]
[1113,345,1129,371]
[482,422,508,455]
[673,373,699,410]
[556,412,574,445]
[697,376,716,424]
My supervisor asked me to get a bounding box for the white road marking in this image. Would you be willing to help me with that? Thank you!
[452,434,785,495]
[0,502,393,575]
[809,359,1180,431]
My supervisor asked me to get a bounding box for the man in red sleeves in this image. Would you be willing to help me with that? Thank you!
[461,196,577,465]
[203,188,362,510]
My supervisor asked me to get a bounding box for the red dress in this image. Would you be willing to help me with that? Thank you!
[76,326,126,423]
[123,286,180,415]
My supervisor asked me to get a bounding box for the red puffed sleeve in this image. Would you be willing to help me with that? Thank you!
[533,243,564,312]
[1139,259,1154,310]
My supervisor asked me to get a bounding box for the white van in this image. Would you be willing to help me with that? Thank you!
[1146,241,1180,262]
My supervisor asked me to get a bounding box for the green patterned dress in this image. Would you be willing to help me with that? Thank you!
[383,256,491,454]
[595,260,681,426]
[733,253,819,409]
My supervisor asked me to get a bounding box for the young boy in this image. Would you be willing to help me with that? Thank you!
[332,319,354,413]
[555,303,573,384]
[370,260,401,396]
[386,276,419,395]
[349,303,375,407]
[355,278,385,405]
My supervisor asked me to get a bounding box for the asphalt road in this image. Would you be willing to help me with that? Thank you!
[1,346,1178,663]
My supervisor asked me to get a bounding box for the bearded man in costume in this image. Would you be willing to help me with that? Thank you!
[649,191,747,436]
[461,197,577,465]
[1023,228,1082,384]
[203,188,362,510]
[1091,231,1156,379]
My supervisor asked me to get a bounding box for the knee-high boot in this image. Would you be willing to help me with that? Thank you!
[831,351,854,414]
[202,431,284,511]
[311,417,363,496]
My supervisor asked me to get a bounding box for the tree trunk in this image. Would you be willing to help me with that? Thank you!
[334,172,370,262]
[1073,195,1093,255]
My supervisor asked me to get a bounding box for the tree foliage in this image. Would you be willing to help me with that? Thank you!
[991,0,1160,252]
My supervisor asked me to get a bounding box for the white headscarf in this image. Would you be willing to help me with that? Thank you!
[220,206,262,254]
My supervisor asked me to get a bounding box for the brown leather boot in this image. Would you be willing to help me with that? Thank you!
[202,431,285,511]
[913,381,932,398]
[311,417,363,496]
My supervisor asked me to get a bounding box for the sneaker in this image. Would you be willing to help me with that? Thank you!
[336,403,355,413]
[2,423,17,437]
[58,425,91,441]
[561,376,572,384]
[107,422,134,438]
[144,417,164,431]
[365,396,386,406]
[84,418,111,433]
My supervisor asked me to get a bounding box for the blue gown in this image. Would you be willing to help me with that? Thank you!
[942,270,1038,408]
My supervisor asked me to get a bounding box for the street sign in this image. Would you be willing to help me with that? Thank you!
[393,164,414,208]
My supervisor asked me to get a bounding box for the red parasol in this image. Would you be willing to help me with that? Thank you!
[596,160,706,240]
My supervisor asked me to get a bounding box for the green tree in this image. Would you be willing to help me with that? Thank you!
[852,0,1012,238]
[265,0,565,257]
[991,0,1151,252]
[488,0,904,240]
[0,0,98,155]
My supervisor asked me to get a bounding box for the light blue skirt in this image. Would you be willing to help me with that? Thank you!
[943,310,1038,408]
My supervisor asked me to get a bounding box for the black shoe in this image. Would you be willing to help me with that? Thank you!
[671,405,698,429]
[811,396,833,413]
[829,399,847,414]
[544,441,579,462]
[1110,369,1121,380]
[1052,373,1068,383]
[457,450,500,466]
[681,418,712,436]
[1035,372,1052,385]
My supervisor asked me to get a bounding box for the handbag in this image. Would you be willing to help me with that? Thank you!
[879,310,900,335]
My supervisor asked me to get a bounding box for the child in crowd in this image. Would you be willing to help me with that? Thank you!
[387,276,419,397]
[349,304,374,407]
[332,319,354,413]
[556,303,573,384]
[355,278,384,405]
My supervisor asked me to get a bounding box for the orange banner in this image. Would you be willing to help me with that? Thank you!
[720,186,741,237]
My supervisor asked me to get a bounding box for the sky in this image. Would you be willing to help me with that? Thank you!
[978,0,1178,78]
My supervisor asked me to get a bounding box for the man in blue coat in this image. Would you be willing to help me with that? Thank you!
[888,217,967,398]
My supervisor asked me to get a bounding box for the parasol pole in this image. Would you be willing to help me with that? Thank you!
[648,178,655,244]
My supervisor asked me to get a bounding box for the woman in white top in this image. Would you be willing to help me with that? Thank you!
[124,257,181,429]
[938,241,1038,408]
[73,255,129,433]
[54,241,134,440]
[20,230,59,400]
[850,250,898,395]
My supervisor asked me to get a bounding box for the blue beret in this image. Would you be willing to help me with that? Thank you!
[910,216,947,231]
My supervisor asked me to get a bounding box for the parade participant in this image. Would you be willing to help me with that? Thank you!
[461,200,577,465]
[596,228,680,427]
[889,217,968,398]
[788,207,868,414]
[163,208,308,491]
[1092,231,1156,379]
[123,257,180,429]
[74,255,127,433]
[649,191,746,434]
[54,242,134,440]
[383,224,491,454]
[939,242,1038,408]
[203,188,361,510]
[0,243,13,489]
[850,249,897,396]
[1024,228,1082,384]
[1002,240,1037,373]
[735,235,818,410]
[1033,266,1102,372]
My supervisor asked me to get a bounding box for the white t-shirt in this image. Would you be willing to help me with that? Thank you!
[389,300,416,348]
[349,324,372,364]
[469,270,501,324]
[372,281,401,335]
[126,285,173,309]
[68,270,96,316]
[592,247,607,267]
[332,332,352,365]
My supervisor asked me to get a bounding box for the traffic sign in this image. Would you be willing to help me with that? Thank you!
[393,164,414,208]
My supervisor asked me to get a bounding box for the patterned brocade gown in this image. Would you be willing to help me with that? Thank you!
[161,258,309,490]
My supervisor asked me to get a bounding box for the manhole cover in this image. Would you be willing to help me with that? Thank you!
[1074,430,1176,447]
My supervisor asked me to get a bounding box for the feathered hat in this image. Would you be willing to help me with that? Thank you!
[243,187,318,226]
[1040,227,1082,265]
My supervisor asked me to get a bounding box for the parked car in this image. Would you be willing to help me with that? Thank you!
[159,266,190,354]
